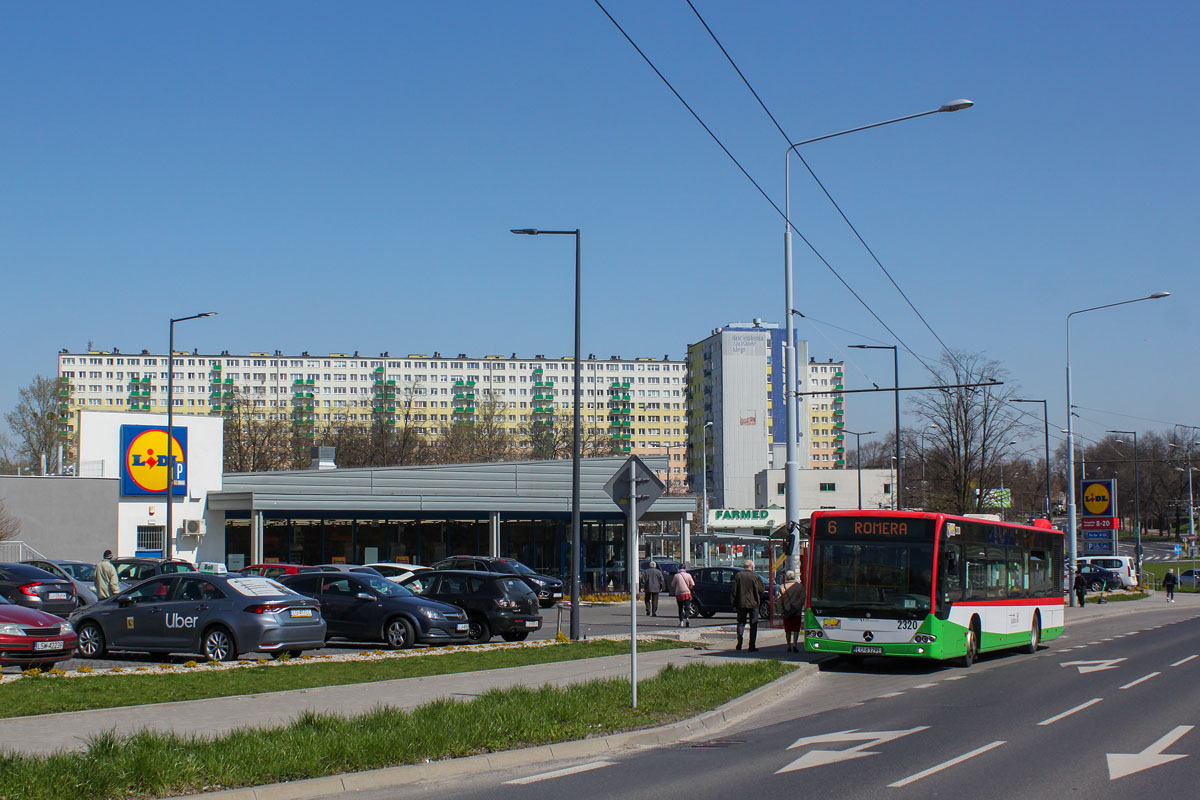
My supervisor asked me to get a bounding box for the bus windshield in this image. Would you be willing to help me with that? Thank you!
[809,540,934,617]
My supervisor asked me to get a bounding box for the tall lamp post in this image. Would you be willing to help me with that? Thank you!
[1013,398,1052,518]
[843,429,875,510]
[165,312,216,560]
[511,228,582,640]
[849,344,900,509]
[782,100,973,574]
[1066,292,1169,604]
[1108,430,1142,576]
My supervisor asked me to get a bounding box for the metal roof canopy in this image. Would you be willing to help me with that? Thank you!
[211,456,694,521]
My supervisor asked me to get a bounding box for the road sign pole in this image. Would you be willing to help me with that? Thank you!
[629,458,637,709]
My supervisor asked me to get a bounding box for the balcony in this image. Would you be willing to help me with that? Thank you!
[374,366,384,373]
[532,368,543,375]
[211,364,221,371]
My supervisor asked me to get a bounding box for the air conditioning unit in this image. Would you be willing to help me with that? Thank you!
[184,518,206,536]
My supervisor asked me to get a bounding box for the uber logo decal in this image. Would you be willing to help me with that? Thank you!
[166,613,199,629]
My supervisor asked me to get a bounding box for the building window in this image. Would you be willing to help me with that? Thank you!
[883,484,892,494]
[776,482,785,495]
[819,482,836,492]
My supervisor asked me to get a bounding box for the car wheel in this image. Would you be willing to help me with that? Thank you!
[501,632,530,642]
[758,601,771,619]
[77,620,106,659]
[202,626,238,662]
[1089,580,1104,592]
[689,600,702,618]
[384,617,415,650]
[467,616,491,644]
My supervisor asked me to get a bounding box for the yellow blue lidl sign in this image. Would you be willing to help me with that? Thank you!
[1081,479,1115,517]
[120,425,187,497]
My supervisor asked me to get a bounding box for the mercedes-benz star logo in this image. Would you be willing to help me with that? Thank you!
[863,631,874,642]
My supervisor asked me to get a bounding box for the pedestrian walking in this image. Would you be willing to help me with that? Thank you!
[1163,568,1177,603]
[95,549,119,600]
[671,564,695,627]
[641,560,666,616]
[731,559,765,651]
[774,569,805,652]
[1073,565,1087,608]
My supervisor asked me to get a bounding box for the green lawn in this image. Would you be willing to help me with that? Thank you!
[1140,561,1199,592]
[0,639,690,719]
[0,660,792,800]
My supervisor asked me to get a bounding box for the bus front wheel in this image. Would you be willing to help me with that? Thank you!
[960,619,980,668]
[1024,613,1041,655]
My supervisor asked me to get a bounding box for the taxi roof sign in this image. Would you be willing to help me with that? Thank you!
[199,562,228,575]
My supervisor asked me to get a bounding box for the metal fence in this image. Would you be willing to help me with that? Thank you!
[0,541,48,563]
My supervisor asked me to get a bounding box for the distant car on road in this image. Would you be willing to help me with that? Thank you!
[1178,568,1200,589]
[239,563,322,579]
[0,592,78,670]
[0,563,77,618]
[280,571,469,649]
[22,559,101,606]
[1076,564,1122,593]
[430,556,563,608]
[70,572,326,661]
[399,570,541,644]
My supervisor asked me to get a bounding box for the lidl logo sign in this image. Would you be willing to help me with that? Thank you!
[1081,479,1115,517]
[120,425,187,497]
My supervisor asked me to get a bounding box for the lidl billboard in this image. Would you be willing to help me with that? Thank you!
[120,425,187,497]
[1080,479,1116,518]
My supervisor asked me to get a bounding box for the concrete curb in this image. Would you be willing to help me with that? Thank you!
[183,661,817,800]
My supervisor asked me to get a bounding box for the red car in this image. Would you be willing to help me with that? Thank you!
[239,563,321,579]
[0,592,78,670]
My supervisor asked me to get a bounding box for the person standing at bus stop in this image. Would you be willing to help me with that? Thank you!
[775,569,805,652]
[641,560,666,616]
[732,559,765,652]
[1163,569,1177,603]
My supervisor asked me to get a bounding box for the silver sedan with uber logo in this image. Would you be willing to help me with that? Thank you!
[69,572,326,662]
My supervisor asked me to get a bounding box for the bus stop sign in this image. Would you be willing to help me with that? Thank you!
[603,455,665,520]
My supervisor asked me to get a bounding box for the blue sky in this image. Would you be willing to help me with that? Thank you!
[2,1,1195,456]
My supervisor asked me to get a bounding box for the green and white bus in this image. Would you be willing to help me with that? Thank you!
[804,510,1065,666]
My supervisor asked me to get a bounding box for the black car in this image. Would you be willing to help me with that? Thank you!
[280,571,470,649]
[112,557,195,584]
[638,558,682,593]
[431,556,564,608]
[688,566,771,619]
[1076,564,1122,592]
[399,570,541,644]
[0,563,77,617]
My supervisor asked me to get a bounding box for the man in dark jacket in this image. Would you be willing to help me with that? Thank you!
[641,561,666,616]
[731,560,765,651]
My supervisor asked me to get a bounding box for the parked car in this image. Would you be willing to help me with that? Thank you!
[430,556,563,608]
[638,558,682,593]
[687,566,771,619]
[239,563,322,579]
[0,563,78,618]
[22,559,101,606]
[280,571,469,649]
[1179,568,1200,589]
[398,570,541,644]
[364,562,431,583]
[1076,564,1122,592]
[0,591,78,670]
[314,563,385,576]
[112,558,195,585]
[70,572,326,661]
[1076,556,1137,588]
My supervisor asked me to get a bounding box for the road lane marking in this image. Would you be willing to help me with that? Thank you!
[504,761,616,785]
[1170,655,1197,667]
[1107,726,1193,780]
[879,691,905,698]
[945,675,967,681]
[777,726,929,773]
[1038,698,1103,726]
[1060,658,1126,673]
[1120,672,1160,689]
[914,683,937,689]
[887,741,1006,788]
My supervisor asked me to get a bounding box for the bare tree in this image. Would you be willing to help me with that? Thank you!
[909,352,1022,514]
[4,375,63,473]
[222,392,294,472]
[0,498,19,542]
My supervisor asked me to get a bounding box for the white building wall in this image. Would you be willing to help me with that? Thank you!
[754,467,894,514]
[714,330,769,508]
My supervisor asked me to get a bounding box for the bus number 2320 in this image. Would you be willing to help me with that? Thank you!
[896,619,920,630]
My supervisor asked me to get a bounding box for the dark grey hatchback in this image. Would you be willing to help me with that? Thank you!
[0,563,77,617]
[69,573,326,661]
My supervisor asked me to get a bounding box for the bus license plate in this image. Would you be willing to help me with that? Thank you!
[35,640,64,651]
[852,645,883,655]
[289,609,314,618]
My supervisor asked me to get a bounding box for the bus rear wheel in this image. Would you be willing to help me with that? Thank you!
[1024,613,1041,655]
[959,620,980,667]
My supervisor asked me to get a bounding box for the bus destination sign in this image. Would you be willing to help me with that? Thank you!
[815,516,936,540]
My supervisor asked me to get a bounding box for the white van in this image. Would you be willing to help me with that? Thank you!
[1076,556,1137,588]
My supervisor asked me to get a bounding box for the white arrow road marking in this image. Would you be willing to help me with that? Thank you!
[1170,654,1197,667]
[776,727,929,773]
[1120,672,1160,689]
[1107,726,1193,780]
[1038,698,1103,726]
[504,761,616,785]
[888,741,1006,788]
[1060,658,1127,674]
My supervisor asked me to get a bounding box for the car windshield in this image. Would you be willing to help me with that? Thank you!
[62,563,97,581]
[503,560,537,576]
[363,576,413,597]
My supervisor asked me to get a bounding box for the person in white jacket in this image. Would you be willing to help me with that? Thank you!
[671,564,696,627]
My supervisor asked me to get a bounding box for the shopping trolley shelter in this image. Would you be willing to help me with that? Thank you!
[804,510,1065,666]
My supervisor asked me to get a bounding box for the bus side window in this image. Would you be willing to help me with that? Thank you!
[965,544,987,600]
[1006,552,1025,598]
[940,543,963,602]
[986,546,1007,600]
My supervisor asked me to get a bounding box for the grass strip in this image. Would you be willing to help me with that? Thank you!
[1140,561,1199,592]
[0,639,689,719]
[0,660,791,800]
[1081,591,1149,603]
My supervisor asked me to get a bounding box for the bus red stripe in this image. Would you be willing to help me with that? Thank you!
[954,598,1065,607]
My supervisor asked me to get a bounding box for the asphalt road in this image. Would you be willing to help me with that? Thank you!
[357,601,1200,800]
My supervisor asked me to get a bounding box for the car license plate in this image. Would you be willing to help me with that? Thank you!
[456,623,469,632]
[34,640,64,651]
[524,620,540,629]
[48,593,68,600]
[553,592,562,598]
[851,645,883,655]
[289,608,314,618]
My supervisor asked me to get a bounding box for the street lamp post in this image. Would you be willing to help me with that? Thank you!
[1013,398,1051,518]
[849,344,900,509]
[1066,292,1169,604]
[165,312,216,560]
[843,429,875,510]
[1108,430,1142,577]
[511,228,582,640]
[782,100,972,573]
